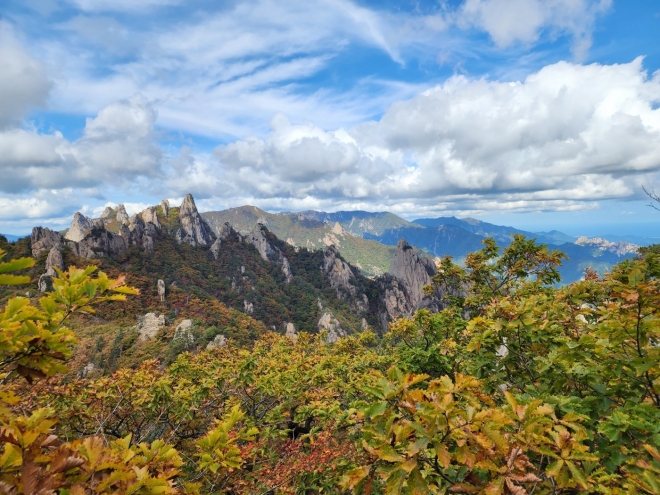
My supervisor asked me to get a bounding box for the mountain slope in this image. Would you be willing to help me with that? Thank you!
[202,207,396,276]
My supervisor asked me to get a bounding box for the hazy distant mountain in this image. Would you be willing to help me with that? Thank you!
[412,216,570,245]
[0,234,21,242]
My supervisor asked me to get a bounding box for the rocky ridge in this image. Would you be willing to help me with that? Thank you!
[29,194,444,338]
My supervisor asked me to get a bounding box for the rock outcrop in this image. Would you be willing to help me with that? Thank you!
[207,334,227,349]
[161,200,170,217]
[576,236,638,256]
[245,225,293,283]
[45,245,63,276]
[245,225,277,261]
[31,227,61,257]
[388,239,438,310]
[115,204,129,225]
[318,312,346,343]
[137,313,166,340]
[173,319,195,346]
[66,229,127,259]
[285,322,297,342]
[323,245,357,297]
[157,279,166,302]
[244,300,254,314]
[65,213,91,242]
[176,194,215,247]
[140,207,160,230]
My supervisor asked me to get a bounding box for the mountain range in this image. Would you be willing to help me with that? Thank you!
[202,207,639,283]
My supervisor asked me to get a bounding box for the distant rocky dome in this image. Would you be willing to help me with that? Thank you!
[575,236,639,256]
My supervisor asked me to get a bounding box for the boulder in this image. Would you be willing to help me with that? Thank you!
[64,213,91,242]
[176,194,215,247]
[137,313,165,341]
[31,227,61,258]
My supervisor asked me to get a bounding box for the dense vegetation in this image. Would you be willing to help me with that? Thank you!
[1,234,659,493]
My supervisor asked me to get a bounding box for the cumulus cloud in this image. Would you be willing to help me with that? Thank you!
[0,94,162,193]
[0,21,51,128]
[208,58,660,215]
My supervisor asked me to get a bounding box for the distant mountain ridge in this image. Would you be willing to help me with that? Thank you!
[0,234,21,242]
[202,206,639,283]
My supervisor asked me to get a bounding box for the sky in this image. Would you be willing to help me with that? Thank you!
[1,0,660,236]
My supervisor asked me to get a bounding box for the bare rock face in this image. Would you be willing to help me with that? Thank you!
[217,222,234,241]
[65,213,91,242]
[66,229,127,259]
[244,300,254,314]
[101,206,115,219]
[142,234,154,254]
[318,312,346,343]
[281,256,292,283]
[161,200,170,217]
[177,194,215,247]
[207,334,227,349]
[388,239,437,310]
[323,245,356,296]
[245,225,277,261]
[115,204,129,225]
[245,225,293,283]
[210,238,222,260]
[285,322,297,342]
[31,227,62,257]
[157,279,166,302]
[38,274,53,293]
[137,313,166,341]
[45,245,64,276]
[140,206,161,230]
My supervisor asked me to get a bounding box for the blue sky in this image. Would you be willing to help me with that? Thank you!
[1,0,660,237]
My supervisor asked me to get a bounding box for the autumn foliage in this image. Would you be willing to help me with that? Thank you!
[1,236,660,494]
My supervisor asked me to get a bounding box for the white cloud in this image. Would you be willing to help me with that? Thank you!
[0,94,162,192]
[458,0,612,59]
[0,21,51,128]
[206,58,660,215]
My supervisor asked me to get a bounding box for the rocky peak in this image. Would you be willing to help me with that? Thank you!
[115,204,129,225]
[101,206,115,219]
[161,200,170,217]
[322,245,356,296]
[140,206,160,230]
[176,194,215,247]
[388,239,436,309]
[245,225,292,282]
[245,224,276,261]
[31,227,62,258]
[65,213,92,242]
